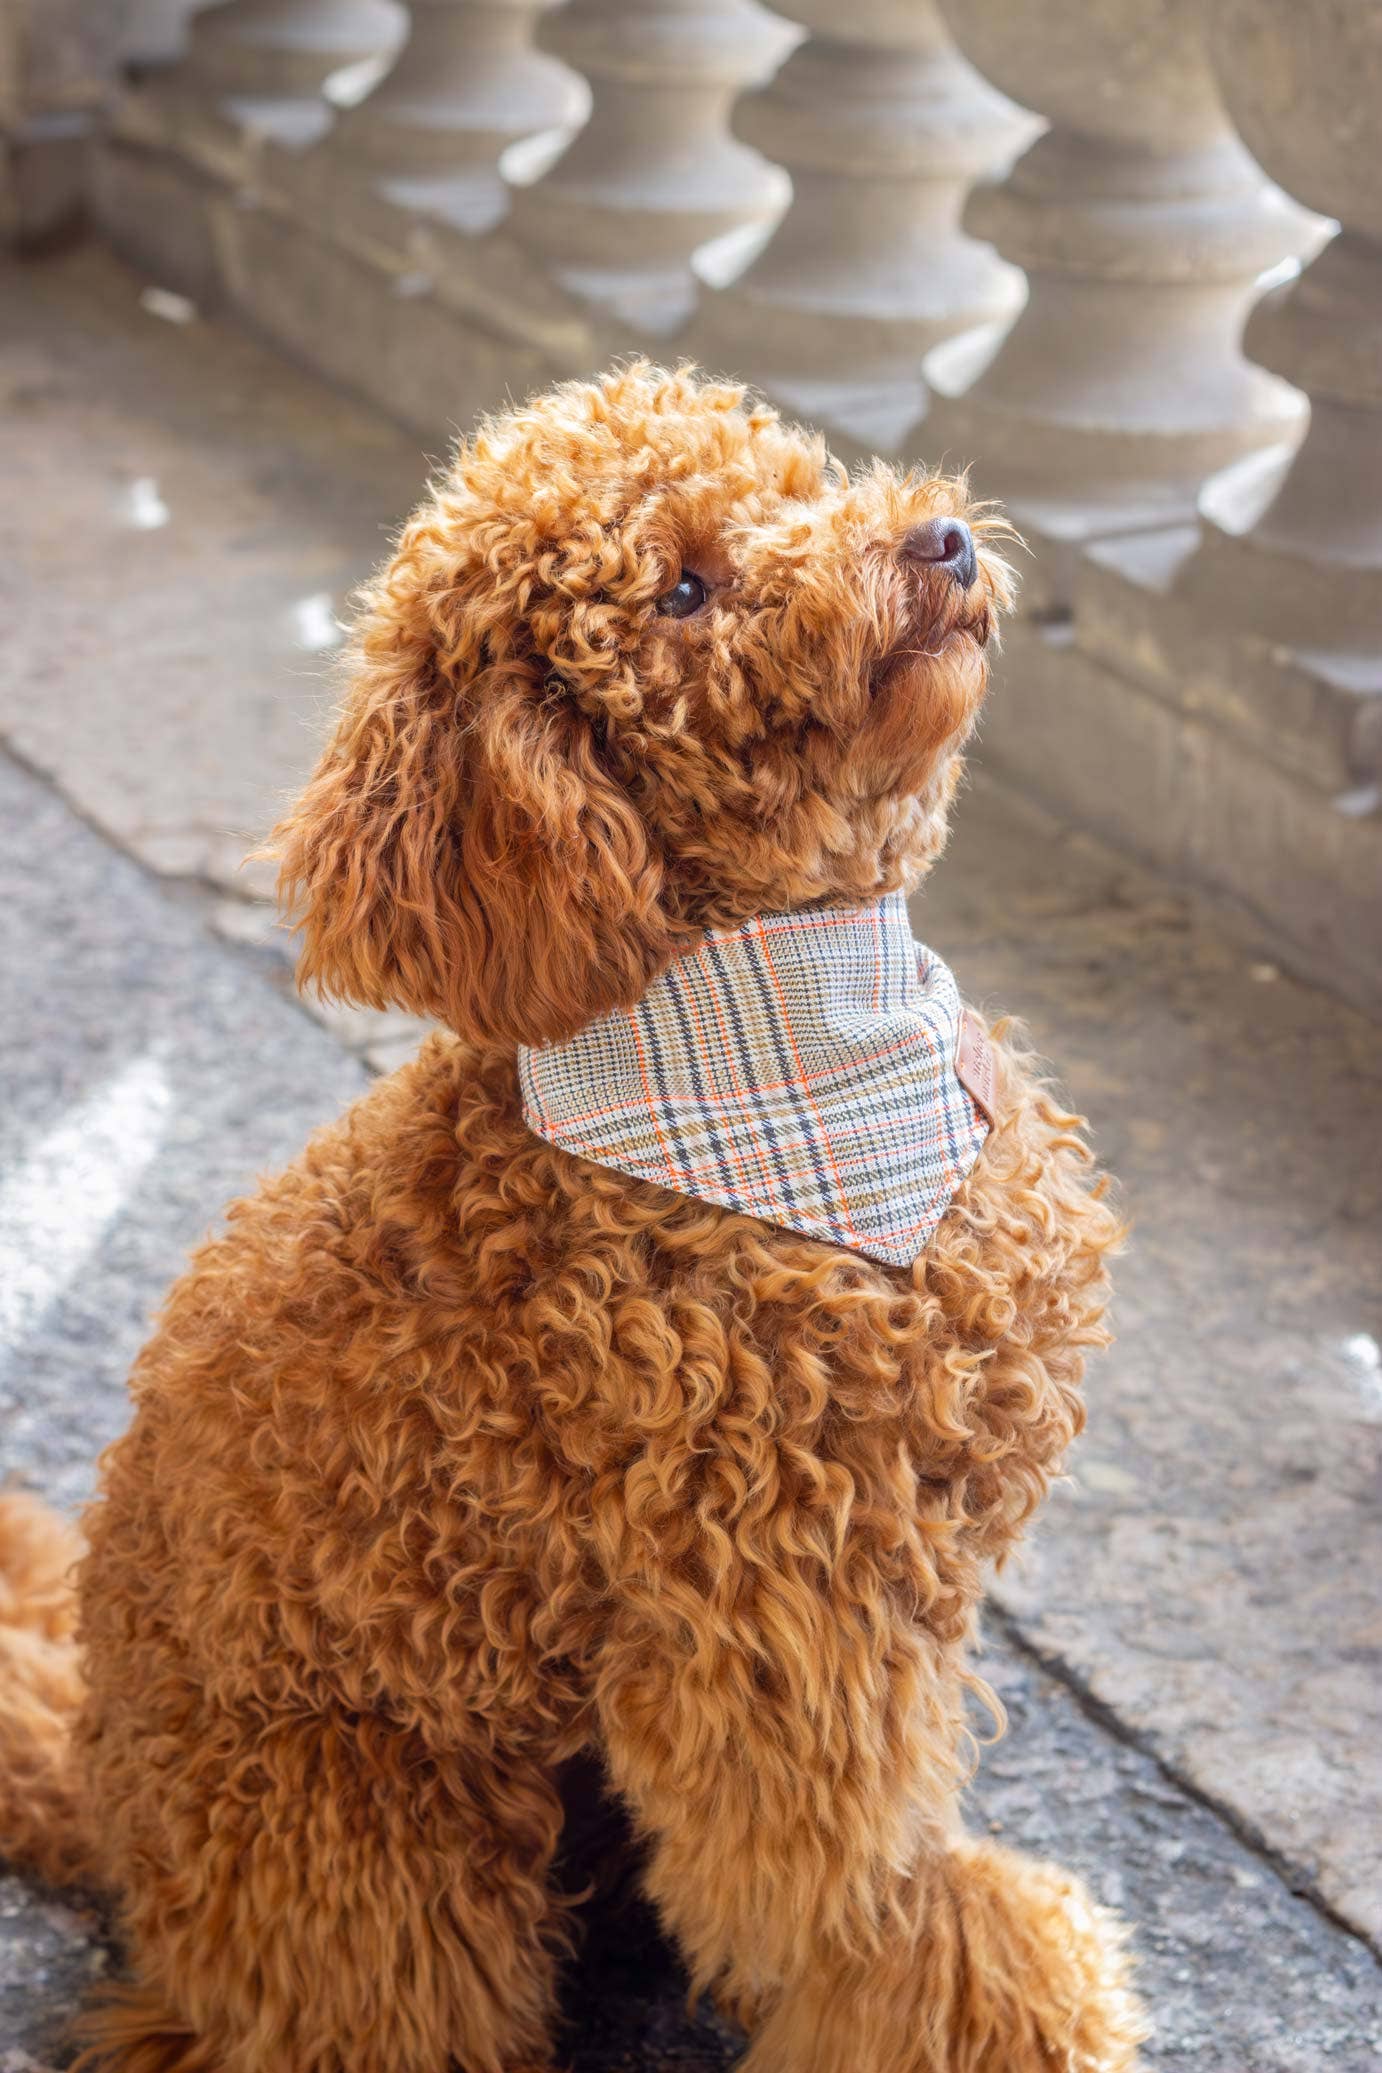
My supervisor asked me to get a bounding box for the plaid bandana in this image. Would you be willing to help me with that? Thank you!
[517,891,992,1269]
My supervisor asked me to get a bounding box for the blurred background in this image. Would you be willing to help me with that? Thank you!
[1,2,1380,2067]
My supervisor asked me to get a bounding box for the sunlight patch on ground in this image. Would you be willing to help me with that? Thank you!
[0,1052,172,1364]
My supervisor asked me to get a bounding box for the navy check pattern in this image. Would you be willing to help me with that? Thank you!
[517,890,990,1269]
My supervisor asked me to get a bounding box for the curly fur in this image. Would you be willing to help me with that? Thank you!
[0,366,1143,2072]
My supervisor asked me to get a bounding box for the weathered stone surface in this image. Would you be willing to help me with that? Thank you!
[1076,527,1382,795]
[0,748,363,2050]
[0,1873,113,2070]
[88,140,230,306]
[916,770,1382,1946]
[0,244,424,895]
[0,239,437,1053]
[968,1642,1382,2072]
[0,754,370,1513]
[94,5,599,422]
[972,602,1382,1022]
[213,198,561,437]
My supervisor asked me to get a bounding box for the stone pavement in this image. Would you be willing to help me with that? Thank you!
[924,798,1382,1948]
[1,245,1380,2069]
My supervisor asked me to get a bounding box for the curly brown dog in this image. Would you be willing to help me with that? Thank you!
[0,366,1142,2072]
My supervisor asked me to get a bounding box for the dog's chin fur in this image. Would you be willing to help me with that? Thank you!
[0,365,1144,2073]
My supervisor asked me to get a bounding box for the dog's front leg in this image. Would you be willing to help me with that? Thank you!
[594,1585,1143,2073]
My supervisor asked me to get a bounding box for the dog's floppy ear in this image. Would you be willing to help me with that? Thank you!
[273,558,690,1051]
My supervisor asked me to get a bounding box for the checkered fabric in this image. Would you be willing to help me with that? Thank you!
[517,890,991,1269]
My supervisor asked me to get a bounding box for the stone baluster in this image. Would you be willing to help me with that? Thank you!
[686,0,1036,456]
[919,0,1324,607]
[234,0,594,422]
[121,4,219,67]
[1180,0,1382,758]
[183,0,405,135]
[102,0,403,260]
[2,0,129,244]
[504,0,799,337]
[317,0,588,238]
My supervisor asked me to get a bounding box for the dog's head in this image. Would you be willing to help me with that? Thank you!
[275,365,1013,1048]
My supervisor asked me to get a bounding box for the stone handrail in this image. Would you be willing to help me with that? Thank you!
[3,0,1379,1011]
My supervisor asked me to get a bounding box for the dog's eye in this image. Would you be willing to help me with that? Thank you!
[656,571,708,619]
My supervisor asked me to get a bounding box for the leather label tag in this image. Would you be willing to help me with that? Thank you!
[955,1009,996,1127]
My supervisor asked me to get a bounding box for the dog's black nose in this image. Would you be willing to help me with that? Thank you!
[901,517,977,591]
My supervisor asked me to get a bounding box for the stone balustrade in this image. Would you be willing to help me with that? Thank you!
[504,0,799,335]
[1192,1,1382,758]
[6,0,1380,1009]
[977,1,1382,1018]
[121,4,218,68]
[181,0,404,115]
[682,0,1037,453]
[922,0,1324,606]
[316,0,587,238]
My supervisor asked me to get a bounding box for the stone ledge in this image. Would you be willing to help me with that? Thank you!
[91,128,596,445]
[0,115,94,248]
[977,615,1382,1020]
[90,136,226,307]
[1078,527,1382,795]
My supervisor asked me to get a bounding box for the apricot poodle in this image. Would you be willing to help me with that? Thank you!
[0,365,1143,2072]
